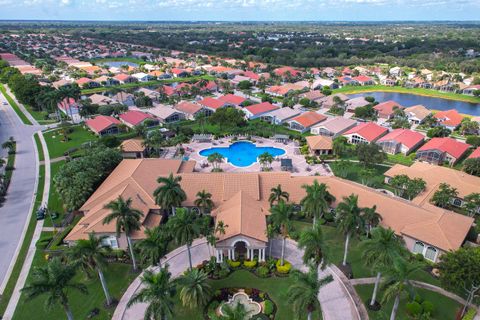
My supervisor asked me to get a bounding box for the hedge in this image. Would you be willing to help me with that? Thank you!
[275,259,292,274]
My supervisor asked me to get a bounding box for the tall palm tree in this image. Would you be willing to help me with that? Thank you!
[269,201,294,266]
[194,190,214,215]
[301,180,335,227]
[166,208,200,270]
[67,233,113,306]
[336,194,365,266]
[176,268,213,309]
[154,173,186,215]
[103,196,144,271]
[127,267,176,320]
[265,224,276,258]
[288,265,333,320]
[21,257,88,320]
[268,184,289,207]
[361,227,406,308]
[298,223,330,269]
[135,226,169,268]
[362,205,382,237]
[382,258,421,320]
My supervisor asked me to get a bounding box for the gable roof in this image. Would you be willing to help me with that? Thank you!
[175,101,203,115]
[418,137,470,159]
[404,105,431,121]
[289,111,327,128]
[217,94,246,106]
[377,129,424,149]
[119,110,154,126]
[468,147,480,159]
[374,100,404,116]
[120,139,145,153]
[85,115,120,134]
[343,122,388,142]
[434,109,464,127]
[305,135,333,150]
[198,97,226,110]
[244,102,279,116]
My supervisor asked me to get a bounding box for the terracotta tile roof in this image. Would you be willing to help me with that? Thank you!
[404,105,431,121]
[374,100,404,117]
[198,97,226,110]
[289,111,327,128]
[217,94,246,106]
[418,137,470,159]
[273,66,301,77]
[353,75,373,83]
[119,110,154,126]
[377,129,424,149]
[175,101,203,115]
[305,136,333,150]
[434,109,464,127]
[343,122,388,142]
[244,102,279,116]
[120,139,145,153]
[468,147,480,159]
[85,115,120,134]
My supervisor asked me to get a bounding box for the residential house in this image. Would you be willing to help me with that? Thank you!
[76,77,100,89]
[299,90,325,104]
[88,94,115,106]
[416,137,470,165]
[353,75,375,86]
[273,66,301,78]
[434,109,464,131]
[311,78,338,90]
[344,97,370,112]
[288,112,327,133]
[95,76,120,86]
[462,85,480,96]
[243,102,279,119]
[113,74,137,84]
[198,97,227,115]
[146,105,185,124]
[132,72,154,82]
[343,122,388,144]
[319,94,349,109]
[260,107,301,125]
[376,129,425,155]
[217,94,246,107]
[120,139,146,159]
[111,92,135,107]
[305,136,333,156]
[174,101,204,120]
[85,115,121,136]
[266,83,306,97]
[389,67,402,77]
[404,105,431,125]
[337,76,358,86]
[310,117,357,137]
[137,88,161,101]
[170,68,190,78]
[468,147,480,160]
[374,100,404,119]
[119,110,158,128]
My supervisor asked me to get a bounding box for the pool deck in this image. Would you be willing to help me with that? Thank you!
[179,137,333,176]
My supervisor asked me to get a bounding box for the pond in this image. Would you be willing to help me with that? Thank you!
[100,61,139,68]
[348,91,480,116]
[199,141,285,167]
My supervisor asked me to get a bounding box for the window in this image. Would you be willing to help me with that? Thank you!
[412,241,425,254]
[425,246,437,261]
[109,238,119,249]
[452,198,462,207]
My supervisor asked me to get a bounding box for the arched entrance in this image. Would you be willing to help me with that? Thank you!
[233,241,247,260]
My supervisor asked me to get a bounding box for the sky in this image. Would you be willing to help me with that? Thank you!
[0,0,479,21]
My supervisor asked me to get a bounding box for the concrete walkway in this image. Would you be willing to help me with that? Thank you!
[113,238,365,320]
[2,131,50,320]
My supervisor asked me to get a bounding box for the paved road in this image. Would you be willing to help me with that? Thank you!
[113,238,363,320]
[0,92,42,292]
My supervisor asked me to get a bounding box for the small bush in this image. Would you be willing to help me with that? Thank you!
[414,294,424,303]
[243,259,257,268]
[244,288,253,295]
[263,300,274,315]
[422,300,434,314]
[218,268,230,278]
[275,259,292,274]
[406,301,423,316]
[256,266,269,278]
[227,259,241,268]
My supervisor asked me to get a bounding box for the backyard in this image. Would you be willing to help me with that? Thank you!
[44,160,66,227]
[329,161,392,189]
[43,125,99,159]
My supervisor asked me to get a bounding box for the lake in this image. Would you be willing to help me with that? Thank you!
[101,61,139,68]
[348,91,480,116]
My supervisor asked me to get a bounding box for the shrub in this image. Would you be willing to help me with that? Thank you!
[244,288,253,295]
[462,308,477,320]
[406,301,423,316]
[244,259,257,268]
[256,266,269,278]
[422,300,434,314]
[263,300,274,315]
[275,259,292,274]
[414,294,424,303]
[218,268,230,278]
[227,259,241,268]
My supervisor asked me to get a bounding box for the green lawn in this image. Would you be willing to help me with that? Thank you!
[174,270,321,320]
[43,125,98,159]
[354,284,461,320]
[329,161,391,189]
[22,105,56,125]
[34,133,45,162]
[90,57,147,65]
[333,85,480,104]
[12,247,136,320]
[386,153,416,166]
[0,83,32,125]
[44,160,66,227]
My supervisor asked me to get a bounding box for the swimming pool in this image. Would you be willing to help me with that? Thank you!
[199,141,285,167]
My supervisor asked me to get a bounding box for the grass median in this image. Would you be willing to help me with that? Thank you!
[0,84,33,125]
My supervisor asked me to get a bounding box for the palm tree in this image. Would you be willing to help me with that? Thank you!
[265,224,276,258]
[127,267,176,320]
[361,227,406,308]
[269,201,294,266]
[21,257,88,320]
[176,268,213,309]
[207,152,224,170]
[135,226,169,268]
[220,303,248,320]
[194,190,214,215]
[336,194,365,266]
[154,173,186,215]
[103,196,144,271]
[298,223,330,269]
[301,180,335,227]
[382,259,421,320]
[67,233,113,305]
[362,205,382,237]
[258,152,274,171]
[288,265,333,320]
[268,184,289,207]
[166,208,200,270]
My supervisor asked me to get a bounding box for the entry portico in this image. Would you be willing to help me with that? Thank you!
[212,191,268,263]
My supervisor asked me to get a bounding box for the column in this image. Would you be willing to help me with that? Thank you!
[247,248,250,260]
[227,249,231,260]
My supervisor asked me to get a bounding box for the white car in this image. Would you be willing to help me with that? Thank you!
[2,102,7,106]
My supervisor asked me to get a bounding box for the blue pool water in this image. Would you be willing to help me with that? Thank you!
[101,61,139,68]
[199,141,285,167]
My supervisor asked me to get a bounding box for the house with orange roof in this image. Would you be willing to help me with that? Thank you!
[305,135,333,155]
[217,94,246,107]
[198,97,227,114]
[119,110,158,128]
[343,122,388,144]
[243,102,279,119]
[416,137,470,165]
[434,109,464,130]
[376,129,425,155]
[174,101,204,120]
[374,100,404,119]
[273,66,301,78]
[288,112,327,133]
[75,77,100,89]
[85,115,121,136]
[353,75,375,86]
[120,139,146,159]
[113,73,137,84]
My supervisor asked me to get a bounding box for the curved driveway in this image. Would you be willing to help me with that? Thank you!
[0,91,42,292]
[113,238,364,320]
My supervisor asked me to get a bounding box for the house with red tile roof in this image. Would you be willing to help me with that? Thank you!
[174,101,204,120]
[113,73,137,84]
[352,75,375,86]
[376,129,425,155]
[243,102,279,119]
[434,109,464,130]
[288,112,327,133]
[416,137,471,165]
[170,68,190,78]
[75,77,100,88]
[195,80,218,92]
[343,122,388,144]
[119,110,158,128]
[468,147,480,160]
[374,100,404,119]
[159,85,176,97]
[85,115,121,136]
[198,97,227,114]
[273,66,301,78]
[217,94,246,107]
